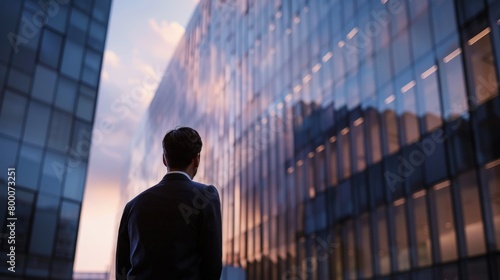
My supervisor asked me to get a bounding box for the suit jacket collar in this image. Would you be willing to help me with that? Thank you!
[161,172,192,182]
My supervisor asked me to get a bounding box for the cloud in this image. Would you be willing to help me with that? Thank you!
[148,19,185,46]
[103,49,121,68]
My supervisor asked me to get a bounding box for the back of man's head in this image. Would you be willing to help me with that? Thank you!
[162,127,203,170]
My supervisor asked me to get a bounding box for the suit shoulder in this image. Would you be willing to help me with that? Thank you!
[192,182,220,203]
[191,180,216,190]
[125,185,159,206]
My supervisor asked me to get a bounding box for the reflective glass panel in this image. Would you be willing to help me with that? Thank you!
[457,170,486,256]
[23,101,51,146]
[29,194,59,256]
[412,190,432,267]
[432,181,458,262]
[481,161,500,249]
[394,199,410,271]
[464,29,498,106]
[17,144,43,190]
[31,65,57,104]
[0,91,27,138]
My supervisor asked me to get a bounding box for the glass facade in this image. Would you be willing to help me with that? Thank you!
[0,0,111,278]
[124,0,500,279]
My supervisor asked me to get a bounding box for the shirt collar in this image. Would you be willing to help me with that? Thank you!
[167,171,191,180]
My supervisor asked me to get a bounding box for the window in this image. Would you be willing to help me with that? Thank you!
[396,71,419,145]
[431,0,458,45]
[31,65,57,104]
[351,115,366,172]
[0,63,6,90]
[412,190,432,267]
[329,140,338,186]
[410,11,433,61]
[408,0,429,20]
[40,29,63,68]
[391,30,412,74]
[15,190,35,252]
[7,68,31,93]
[308,156,316,199]
[316,231,330,280]
[17,144,43,190]
[379,83,400,155]
[359,213,373,278]
[0,0,23,63]
[69,8,89,32]
[344,220,357,279]
[375,206,391,275]
[481,160,500,249]
[432,181,458,262]
[375,48,392,87]
[339,129,351,179]
[338,181,352,219]
[47,111,73,152]
[416,55,442,132]
[464,27,498,106]
[360,58,376,101]
[93,0,111,23]
[0,137,18,178]
[89,20,106,50]
[76,94,95,121]
[457,170,486,256]
[296,163,306,203]
[346,74,360,110]
[390,0,409,36]
[0,91,27,138]
[10,9,38,74]
[55,77,78,112]
[23,101,51,146]
[39,151,66,196]
[333,227,343,280]
[61,40,84,80]
[54,201,80,259]
[82,49,102,86]
[46,3,68,33]
[316,150,326,192]
[458,0,484,21]
[393,199,410,271]
[365,105,382,163]
[29,194,59,256]
[437,35,468,120]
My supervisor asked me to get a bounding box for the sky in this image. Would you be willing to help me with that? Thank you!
[73,0,198,272]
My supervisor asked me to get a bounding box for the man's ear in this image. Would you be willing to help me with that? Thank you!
[163,154,167,167]
[194,153,200,168]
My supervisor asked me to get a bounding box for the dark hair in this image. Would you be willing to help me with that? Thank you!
[162,127,202,169]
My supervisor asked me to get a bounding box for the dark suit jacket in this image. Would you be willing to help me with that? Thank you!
[116,173,222,280]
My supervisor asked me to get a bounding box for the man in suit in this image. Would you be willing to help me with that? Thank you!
[116,127,222,279]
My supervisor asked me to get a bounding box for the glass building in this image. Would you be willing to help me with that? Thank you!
[124,0,500,279]
[0,0,111,278]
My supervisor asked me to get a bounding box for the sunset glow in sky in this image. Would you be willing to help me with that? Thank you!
[73,0,198,272]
